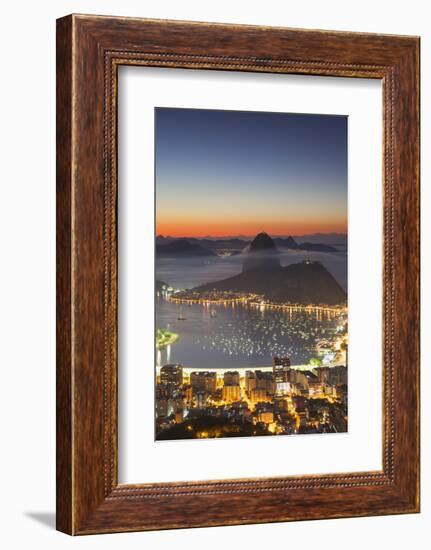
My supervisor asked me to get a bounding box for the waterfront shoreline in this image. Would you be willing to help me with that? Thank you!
[167,291,346,317]
[156,363,345,376]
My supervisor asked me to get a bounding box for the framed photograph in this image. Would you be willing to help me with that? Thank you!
[56,15,420,534]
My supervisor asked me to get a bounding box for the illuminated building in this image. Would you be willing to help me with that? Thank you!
[223,371,240,386]
[328,365,348,386]
[160,364,183,387]
[190,371,217,394]
[331,365,344,383]
[155,384,170,399]
[230,401,252,420]
[289,382,301,395]
[289,369,308,390]
[297,410,308,428]
[194,390,209,409]
[156,398,169,418]
[167,395,183,417]
[222,384,241,403]
[257,410,274,424]
[307,376,322,396]
[273,356,291,368]
[273,357,291,396]
[245,371,257,394]
[250,387,268,404]
[155,389,184,419]
[315,366,330,383]
[256,370,276,395]
[155,385,170,418]
[322,384,336,398]
[183,384,193,404]
[255,402,274,424]
[275,381,291,396]
[336,383,348,407]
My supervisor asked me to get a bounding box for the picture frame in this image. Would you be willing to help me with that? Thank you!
[56,14,420,535]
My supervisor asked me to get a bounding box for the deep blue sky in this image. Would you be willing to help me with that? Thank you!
[155,107,347,237]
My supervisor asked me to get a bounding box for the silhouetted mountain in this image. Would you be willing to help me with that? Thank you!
[196,238,247,250]
[156,234,339,253]
[194,233,346,305]
[156,239,215,256]
[284,236,300,249]
[273,236,337,252]
[196,261,346,305]
[156,235,176,244]
[249,232,277,251]
[242,232,280,272]
[274,236,299,249]
[156,236,245,250]
[295,233,347,246]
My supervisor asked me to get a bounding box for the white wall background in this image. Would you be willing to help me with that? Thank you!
[0,1,427,548]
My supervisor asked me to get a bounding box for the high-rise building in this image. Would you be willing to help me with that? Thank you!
[290,369,308,390]
[155,387,184,419]
[328,365,348,386]
[255,370,275,395]
[190,371,217,394]
[273,357,291,395]
[275,381,291,396]
[160,364,183,387]
[250,387,268,404]
[272,357,291,395]
[194,390,209,409]
[273,356,291,368]
[302,370,319,395]
[223,371,240,386]
[155,384,170,399]
[182,384,193,404]
[222,384,241,403]
[156,398,169,418]
[315,366,330,383]
[245,371,257,394]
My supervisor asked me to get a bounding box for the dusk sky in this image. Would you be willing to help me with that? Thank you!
[155,107,347,238]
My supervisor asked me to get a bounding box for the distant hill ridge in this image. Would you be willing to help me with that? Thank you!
[156,234,338,253]
[156,238,216,257]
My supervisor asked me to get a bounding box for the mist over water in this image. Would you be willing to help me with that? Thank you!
[156,249,347,291]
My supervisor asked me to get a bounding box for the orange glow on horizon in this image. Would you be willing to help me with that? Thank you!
[156,220,347,238]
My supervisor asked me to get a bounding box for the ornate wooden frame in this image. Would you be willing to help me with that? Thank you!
[56,14,420,535]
